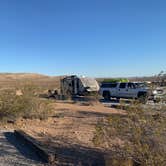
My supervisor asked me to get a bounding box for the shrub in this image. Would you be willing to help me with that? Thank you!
[93,104,166,165]
[0,88,54,122]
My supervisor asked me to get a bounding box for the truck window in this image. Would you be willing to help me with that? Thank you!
[119,83,126,88]
[110,83,117,88]
[128,83,136,89]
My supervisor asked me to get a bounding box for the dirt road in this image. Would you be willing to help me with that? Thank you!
[0,130,44,166]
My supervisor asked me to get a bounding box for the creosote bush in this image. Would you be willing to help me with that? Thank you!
[93,104,166,165]
[0,88,54,122]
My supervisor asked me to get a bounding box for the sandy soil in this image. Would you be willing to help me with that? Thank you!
[15,102,125,148]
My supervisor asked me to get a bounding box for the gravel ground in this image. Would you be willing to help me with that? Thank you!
[0,130,46,166]
[101,99,166,108]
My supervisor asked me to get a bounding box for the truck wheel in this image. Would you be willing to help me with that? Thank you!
[116,97,120,101]
[103,91,111,101]
[138,92,148,104]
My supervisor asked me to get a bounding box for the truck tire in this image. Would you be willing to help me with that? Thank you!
[116,97,120,101]
[103,91,111,101]
[137,92,148,104]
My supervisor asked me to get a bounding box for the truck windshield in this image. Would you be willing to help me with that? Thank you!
[135,83,146,88]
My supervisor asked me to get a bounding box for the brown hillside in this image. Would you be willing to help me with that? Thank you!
[0,73,61,90]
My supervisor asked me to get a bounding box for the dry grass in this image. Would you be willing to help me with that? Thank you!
[0,85,55,122]
[93,104,166,165]
[0,74,61,123]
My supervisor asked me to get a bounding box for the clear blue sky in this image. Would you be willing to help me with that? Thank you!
[0,0,165,77]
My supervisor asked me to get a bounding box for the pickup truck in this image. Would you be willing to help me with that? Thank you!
[100,82,149,102]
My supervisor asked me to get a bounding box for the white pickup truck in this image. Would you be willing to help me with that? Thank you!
[100,82,149,102]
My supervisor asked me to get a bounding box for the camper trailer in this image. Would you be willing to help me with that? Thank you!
[48,75,99,98]
[61,75,99,96]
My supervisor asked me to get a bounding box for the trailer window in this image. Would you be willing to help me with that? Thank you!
[119,83,126,88]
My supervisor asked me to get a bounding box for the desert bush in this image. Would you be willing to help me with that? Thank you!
[17,82,43,96]
[93,104,166,165]
[0,88,54,122]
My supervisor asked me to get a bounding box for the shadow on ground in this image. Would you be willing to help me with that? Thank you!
[39,136,106,166]
[4,132,46,164]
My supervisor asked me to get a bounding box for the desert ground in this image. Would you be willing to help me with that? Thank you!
[0,73,165,166]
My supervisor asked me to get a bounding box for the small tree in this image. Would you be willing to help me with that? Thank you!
[156,71,166,86]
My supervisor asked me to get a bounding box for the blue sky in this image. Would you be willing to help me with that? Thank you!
[0,0,165,77]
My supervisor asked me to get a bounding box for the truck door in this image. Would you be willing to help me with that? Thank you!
[126,83,137,98]
[118,83,129,98]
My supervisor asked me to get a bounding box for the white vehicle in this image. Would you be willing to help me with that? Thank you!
[100,82,149,102]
